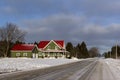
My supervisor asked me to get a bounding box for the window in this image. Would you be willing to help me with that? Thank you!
[55,46,58,50]
[38,52,42,56]
[23,53,27,56]
[47,46,50,50]
[16,53,20,57]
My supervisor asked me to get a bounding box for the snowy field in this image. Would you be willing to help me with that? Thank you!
[105,58,120,80]
[0,58,79,73]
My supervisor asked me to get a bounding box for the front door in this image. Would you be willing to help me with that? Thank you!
[32,53,38,58]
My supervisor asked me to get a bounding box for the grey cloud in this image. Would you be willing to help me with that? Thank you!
[0,6,17,15]
[1,0,120,19]
[82,24,120,48]
[22,14,86,42]
[72,0,120,16]
[21,14,120,52]
[0,0,65,16]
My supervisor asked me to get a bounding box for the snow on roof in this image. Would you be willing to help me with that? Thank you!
[11,44,35,51]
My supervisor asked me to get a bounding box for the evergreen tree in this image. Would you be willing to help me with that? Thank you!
[80,41,89,58]
[111,45,120,58]
[66,42,74,58]
[75,43,82,59]
[103,52,108,58]
[15,40,24,44]
[34,41,38,46]
[104,45,120,58]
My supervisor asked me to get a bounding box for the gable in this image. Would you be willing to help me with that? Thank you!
[32,46,39,53]
[44,41,60,50]
[38,40,65,50]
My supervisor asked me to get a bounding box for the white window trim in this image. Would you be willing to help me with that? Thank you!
[23,53,27,56]
[16,53,20,57]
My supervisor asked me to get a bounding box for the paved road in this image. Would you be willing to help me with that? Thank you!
[85,59,116,80]
[0,59,97,80]
[0,59,116,80]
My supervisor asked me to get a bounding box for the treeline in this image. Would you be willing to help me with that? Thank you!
[66,42,101,59]
[103,45,120,58]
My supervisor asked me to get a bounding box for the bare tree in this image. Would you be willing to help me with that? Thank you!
[88,47,100,57]
[0,23,26,57]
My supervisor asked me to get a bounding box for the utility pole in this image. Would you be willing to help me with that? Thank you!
[116,41,118,59]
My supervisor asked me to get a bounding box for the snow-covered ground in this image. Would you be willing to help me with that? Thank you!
[105,58,120,80]
[0,58,79,73]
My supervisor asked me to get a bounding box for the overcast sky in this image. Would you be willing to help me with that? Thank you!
[0,0,120,53]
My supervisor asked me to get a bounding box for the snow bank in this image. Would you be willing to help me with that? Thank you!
[105,58,120,80]
[0,58,79,73]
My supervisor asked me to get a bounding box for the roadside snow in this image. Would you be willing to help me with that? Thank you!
[105,58,120,80]
[0,58,79,73]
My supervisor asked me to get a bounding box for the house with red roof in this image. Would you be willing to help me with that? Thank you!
[11,44,38,58]
[38,40,68,58]
[11,40,68,58]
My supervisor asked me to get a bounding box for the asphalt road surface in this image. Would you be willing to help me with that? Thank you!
[0,59,116,80]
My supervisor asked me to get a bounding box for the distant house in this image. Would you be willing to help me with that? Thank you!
[11,40,69,58]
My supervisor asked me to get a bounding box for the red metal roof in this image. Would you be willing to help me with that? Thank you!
[38,41,50,48]
[11,44,35,51]
[54,40,64,48]
[38,40,64,49]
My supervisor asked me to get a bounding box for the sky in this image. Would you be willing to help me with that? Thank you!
[0,0,120,53]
